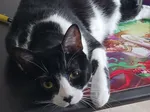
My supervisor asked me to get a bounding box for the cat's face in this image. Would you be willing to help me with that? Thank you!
[12,25,92,107]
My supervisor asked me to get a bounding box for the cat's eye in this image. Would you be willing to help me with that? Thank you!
[70,71,80,79]
[43,81,53,89]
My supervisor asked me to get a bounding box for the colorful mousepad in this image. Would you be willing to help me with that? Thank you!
[104,19,150,93]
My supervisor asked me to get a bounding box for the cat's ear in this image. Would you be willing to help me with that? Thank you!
[62,24,83,53]
[11,47,35,71]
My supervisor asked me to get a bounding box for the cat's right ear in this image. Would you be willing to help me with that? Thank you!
[11,47,35,71]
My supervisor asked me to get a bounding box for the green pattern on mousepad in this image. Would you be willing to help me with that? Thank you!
[104,19,150,93]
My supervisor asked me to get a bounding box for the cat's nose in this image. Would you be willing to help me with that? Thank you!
[63,95,73,103]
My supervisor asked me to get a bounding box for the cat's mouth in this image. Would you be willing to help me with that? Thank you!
[52,93,83,107]
[51,88,91,108]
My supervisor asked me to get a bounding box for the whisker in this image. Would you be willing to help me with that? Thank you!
[41,103,55,112]
[41,61,49,73]
[83,97,99,105]
[34,100,52,104]
[83,89,90,93]
[80,101,88,108]
[105,103,113,109]
[51,105,59,112]
[82,99,92,103]
[83,95,90,97]
[24,58,47,73]
[81,100,96,110]
[83,97,110,108]
[83,87,91,90]
[74,103,80,109]
[67,49,81,68]
[56,60,61,71]
[83,97,92,101]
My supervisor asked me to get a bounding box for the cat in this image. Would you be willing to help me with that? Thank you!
[5,0,150,108]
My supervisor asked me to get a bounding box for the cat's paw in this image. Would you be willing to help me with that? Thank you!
[90,48,110,108]
[90,89,110,108]
[90,67,110,108]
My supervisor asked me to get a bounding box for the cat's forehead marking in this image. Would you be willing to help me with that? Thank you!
[42,14,71,35]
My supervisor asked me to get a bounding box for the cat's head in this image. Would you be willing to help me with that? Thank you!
[11,25,92,107]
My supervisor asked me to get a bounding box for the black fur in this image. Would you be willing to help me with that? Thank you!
[5,0,143,107]
[92,60,98,76]
[120,0,143,21]
[104,67,110,89]
[92,0,116,16]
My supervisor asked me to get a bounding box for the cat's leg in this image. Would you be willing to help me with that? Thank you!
[135,5,150,20]
[90,47,110,108]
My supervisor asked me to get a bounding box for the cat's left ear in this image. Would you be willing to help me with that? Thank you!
[62,24,83,53]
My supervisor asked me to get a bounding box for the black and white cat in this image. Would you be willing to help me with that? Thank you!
[5,0,150,108]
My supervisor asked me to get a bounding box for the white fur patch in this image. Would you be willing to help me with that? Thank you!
[43,14,72,34]
[15,39,19,47]
[15,24,34,48]
[135,5,150,20]
[22,24,34,48]
[108,0,121,35]
[89,2,107,43]
[113,0,121,6]
[52,76,83,107]
[91,48,110,108]
[89,0,121,43]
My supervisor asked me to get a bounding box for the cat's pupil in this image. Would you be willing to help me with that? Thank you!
[46,82,50,86]
[72,71,79,77]
[44,81,53,88]
[73,71,79,76]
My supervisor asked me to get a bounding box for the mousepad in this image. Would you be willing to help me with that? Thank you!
[106,19,150,93]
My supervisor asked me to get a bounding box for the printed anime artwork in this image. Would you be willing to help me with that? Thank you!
[104,19,150,92]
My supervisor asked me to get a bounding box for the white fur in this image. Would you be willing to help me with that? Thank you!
[15,24,34,48]
[16,24,34,49]
[135,5,150,20]
[89,2,107,43]
[44,14,71,34]
[15,39,19,47]
[91,48,110,108]
[52,76,83,107]
[108,0,121,35]
[22,24,34,48]
[89,0,121,43]
[88,0,121,107]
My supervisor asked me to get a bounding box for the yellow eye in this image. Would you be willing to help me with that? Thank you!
[70,71,79,79]
[43,81,53,89]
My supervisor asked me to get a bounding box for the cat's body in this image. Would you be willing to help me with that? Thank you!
[6,0,150,108]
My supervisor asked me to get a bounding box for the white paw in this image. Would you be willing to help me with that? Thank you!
[90,68,110,108]
[90,66,110,108]
[91,89,110,108]
[90,48,110,108]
